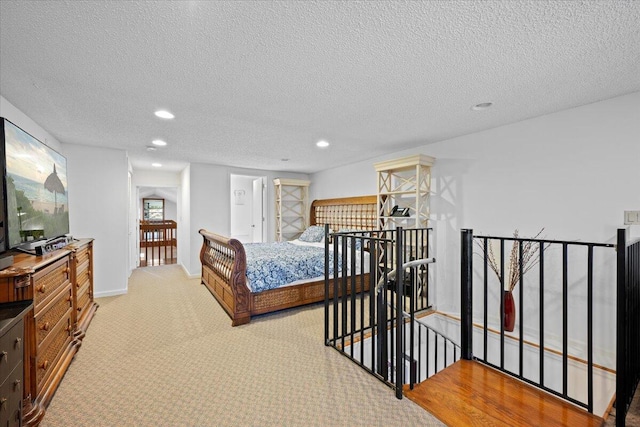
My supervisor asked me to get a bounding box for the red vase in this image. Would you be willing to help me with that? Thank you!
[503,290,516,332]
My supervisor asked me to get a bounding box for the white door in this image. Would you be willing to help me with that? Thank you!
[252,178,264,242]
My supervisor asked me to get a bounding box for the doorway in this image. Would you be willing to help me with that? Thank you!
[230,174,266,243]
[138,187,178,267]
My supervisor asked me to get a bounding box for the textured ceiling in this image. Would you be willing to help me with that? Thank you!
[1,1,639,173]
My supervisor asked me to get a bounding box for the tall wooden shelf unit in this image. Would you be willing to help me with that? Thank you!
[374,154,435,230]
[274,178,310,242]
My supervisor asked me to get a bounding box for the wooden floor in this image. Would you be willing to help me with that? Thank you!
[404,360,604,427]
[139,245,177,267]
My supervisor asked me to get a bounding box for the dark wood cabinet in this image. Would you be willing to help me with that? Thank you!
[0,239,96,427]
[0,301,32,427]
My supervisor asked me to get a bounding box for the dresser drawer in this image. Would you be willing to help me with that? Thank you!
[0,362,22,427]
[77,282,91,318]
[0,319,23,376]
[33,257,71,310]
[35,285,72,349]
[75,262,91,290]
[35,312,72,389]
[75,246,91,268]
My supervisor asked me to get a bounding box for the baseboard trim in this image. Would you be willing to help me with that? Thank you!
[180,263,199,279]
[94,289,128,298]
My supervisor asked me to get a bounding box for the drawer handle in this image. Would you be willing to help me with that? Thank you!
[38,285,46,293]
[41,322,50,331]
[13,379,21,391]
[40,360,49,370]
[14,338,21,349]
[66,295,72,302]
[65,325,71,332]
[0,397,6,408]
[1,351,6,362]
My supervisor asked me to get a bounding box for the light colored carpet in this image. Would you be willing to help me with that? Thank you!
[41,265,444,427]
[604,390,640,426]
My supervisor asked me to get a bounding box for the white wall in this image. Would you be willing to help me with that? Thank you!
[178,165,191,276]
[187,163,227,276]
[64,143,129,297]
[311,163,378,200]
[133,170,181,188]
[128,166,135,275]
[0,96,62,151]
[163,198,177,221]
[184,163,308,276]
[311,92,640,360]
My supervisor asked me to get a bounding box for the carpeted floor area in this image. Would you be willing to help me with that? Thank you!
[40,265,444,427]
[604,390,640,426]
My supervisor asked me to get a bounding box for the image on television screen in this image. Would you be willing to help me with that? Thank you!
[3,120,69,248]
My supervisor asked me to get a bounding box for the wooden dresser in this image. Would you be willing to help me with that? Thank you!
[0,301,33,427]
[0,239,96,427]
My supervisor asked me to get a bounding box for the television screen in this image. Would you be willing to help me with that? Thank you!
[1,119,69,249]
[0,143,4,253]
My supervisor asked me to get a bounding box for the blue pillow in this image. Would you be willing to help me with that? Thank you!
[299,225,326,243]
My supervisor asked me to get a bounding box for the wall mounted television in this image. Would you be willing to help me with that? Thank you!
[0,117,70,253]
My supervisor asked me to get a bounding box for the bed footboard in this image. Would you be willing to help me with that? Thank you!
[199,229,252,326]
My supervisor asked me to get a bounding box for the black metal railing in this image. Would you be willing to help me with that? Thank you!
[405,316,461,390]
[461,228,616,414]
[325,226,445,398]
[327,226,638,420]
[617,229,640,427]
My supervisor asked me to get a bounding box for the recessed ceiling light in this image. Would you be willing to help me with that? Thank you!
[152,163,162,167]
[471,102,493,111]
[316,140,330,148]
[154,110,174,119]
[152,139,167,146]
[146,146,157,151]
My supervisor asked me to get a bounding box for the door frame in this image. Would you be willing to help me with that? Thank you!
[230,173,267,243]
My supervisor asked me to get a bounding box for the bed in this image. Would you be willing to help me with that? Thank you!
[199,195,377,326]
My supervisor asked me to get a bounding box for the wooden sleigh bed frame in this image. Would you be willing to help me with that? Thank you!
[199,195,377,326]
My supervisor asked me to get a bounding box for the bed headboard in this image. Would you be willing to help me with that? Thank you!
[310,195,378,231]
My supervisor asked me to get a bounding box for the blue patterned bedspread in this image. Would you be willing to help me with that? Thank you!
[244,242,329,293]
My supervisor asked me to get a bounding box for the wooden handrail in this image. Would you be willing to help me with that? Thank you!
[139,220,177,266]
[140,220,177,228]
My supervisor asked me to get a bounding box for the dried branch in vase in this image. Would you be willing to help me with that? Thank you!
[475,228,548,292]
